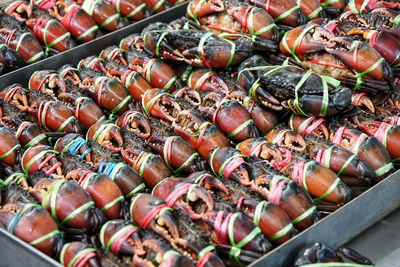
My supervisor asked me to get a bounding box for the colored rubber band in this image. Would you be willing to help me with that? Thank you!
[292,205,316,224]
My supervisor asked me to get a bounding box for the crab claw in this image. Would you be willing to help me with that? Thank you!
[29,70,67,98]
[351,93,375,114]
[228,6,280,42]
[266,127,307,152]
[280,24,333,56]
[130,194,180,242]
[58,64,81,85]
[288,115,329,139]
[21,145,63,178]
[4,1,32,22]
[237,137,283,162]
[186,0,224,19]
[185,69,229,93]
[326,37,392,81]
[0,84,29,112]
[87,120,123,152]
[187,171,230,197]
[116,110,151,139]
[142,89,181,122]
[153,178,214,219]
[99,46,128,66]
[78,56,109,74]
[173,88,202,107]
[54,134,93,163]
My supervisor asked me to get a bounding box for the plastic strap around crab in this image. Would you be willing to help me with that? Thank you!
[268,179,287,205]
[227,119,253,139]
[76,25,99,41]
[4,85,24,103]
[162,75,178,91]
[57,116,75,132]
[271,128,290,145]
[0,143,20,161]
[306,6,322,19]
[155,31,169,57]
[212,97,231,125]
[164,183,193,206]
[253,200,268,226]
[24,134,47,150]
[375,162,394,176]
[15,122,35,139]
[142,90,171,115]
[348,0,370,13]
[125,3,146,19]
[17,33,45,63]
[60,200,95,226]
[292,71,313,117]
[41,179,63,222]
[331,126,346,146]
[393,14,400,28]
[67,247,96,267]
[98,162,121,179]
[350,133,368,155]
[390,116,400,126]
[312,177,341,203]
[270,175,290,190]
[187,70,215,91]
[42,20,71,48]
[30,229,60,246]
[150,0,166,11]
[143,58,156,83]
[62,137,90,159]
[163,136,199,173]
[351,92,366,105]
[247,140,268,157]
[140,204,173,228]
[186,0,206,25]
[269,223,294,241]
[4,173,27,185]
[316,146,331,168]
[6,204,41,234]
[111,95,131,114]
[209,149,245,179]
[138,152,152,176]
[291,205,317,224]
[95,76,108,106]
[320,0,340,7]
[160,250,180,267]
[77,171,96,189]
[246,7,277,36]
[374,122,392,146]
[99,12,121,29]
[298,263,375,267]
[4,1,23,14]
[274,6,299,23]
[194,122,211,150]
[228,212,261,263]
[102,223,137,252]
[196,245,215,267]
[291,161,313,191]
[22,148,57,174]
[101,195,124,212]
[90,123,116,142]
[281,23,318,63]
[198,32,214,68]
[353,50,384,90]
[125,183,146,198]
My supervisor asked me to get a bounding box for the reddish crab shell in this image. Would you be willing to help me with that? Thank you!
[0,126,21,166]
[21,145,63,177]
[60,242,99,267]
[86,120,123,153]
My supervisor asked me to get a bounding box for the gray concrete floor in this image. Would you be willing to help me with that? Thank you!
[346,207,400,266]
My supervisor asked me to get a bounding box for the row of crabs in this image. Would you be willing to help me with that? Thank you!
[1,2,400,266]
[0,0,184,75]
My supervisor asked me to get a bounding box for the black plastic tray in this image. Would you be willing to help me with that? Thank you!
[0,2,399,266]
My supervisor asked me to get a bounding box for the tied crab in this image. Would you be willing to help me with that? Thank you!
[0,43,25,75]
[237,55,353,117]
[142,22,277,69]
[21,145,63,178]
[86,120,123,152]
[280,23,393,96]
[116,110,152,140]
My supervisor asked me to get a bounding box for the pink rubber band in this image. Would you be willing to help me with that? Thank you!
[332,126,346,145]
[61,5,78,30]
[222,157,245,179]
[164,183,193,207]
[110,227,137,256]
[270,148,292,169]
[268,179,287,205]
[291,161,305,187]
[374,122,390,143]
[236,197,247,209]
[140,204,168,228]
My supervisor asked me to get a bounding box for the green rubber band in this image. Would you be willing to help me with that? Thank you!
[249,140,268,157]
[155,31,169,57]
[318,77,329,117]
[394,14,400,28]
[77,25,99,41]
[101,195,123,212]
[57,116,74,132]
[129,193,143,213]
[157,207,174,218]
[350,133,367,155]
[125,183,146,198]
[125,3,146,19]
[80,173,96,189]
[198,32,214,60]
[228,212,261,249]
[106,224,136,251]
[248,8,277,36]
[187,0,206,24]
[91,123,116,142]
[253,201,266,226]
[227,119,253,139]
[23,133,47,150]
[162,250,180,263]
[337,154,356,176]
[100,13,121,29]
[320,0,340,7]
[381,124,392,147]
[107,162,125,180]
[292,205,316,224]
[26,50,44,64]
[151,0,166,11]
[61,201,95,225]
[321,146,333,168]
[0,180,6,186]
[299,263,375,267]
[248,78,261,99]
[295,116,313,133]
[197,245,215,260]
[269,175,289,190]
[142,90,171,115]
[0,144,20,161]
[293,71,313,116]
[271,129,290,144]
[301,161,314,193]
[111,95,131,114]
[43,179,65,222]
[99,220,111,247]
[162,75,177,91]
[139,153,152,176]
[16,32,28,52]
[4,173,27,185]
[47,30,71,48]
[176,152,199,173]
[67,247,96,267]
[30,230,60,246]
[186,184,198,204]
[268,223,294,241]
[218,154,240,177]
[307,6,322,19]
[313,177,341,202]
[375,162,393,176]
[353,57,384,90]
[189,71,214,91]
[274,6,298,22]
[196,122,211,134]
[22,149,57,174]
